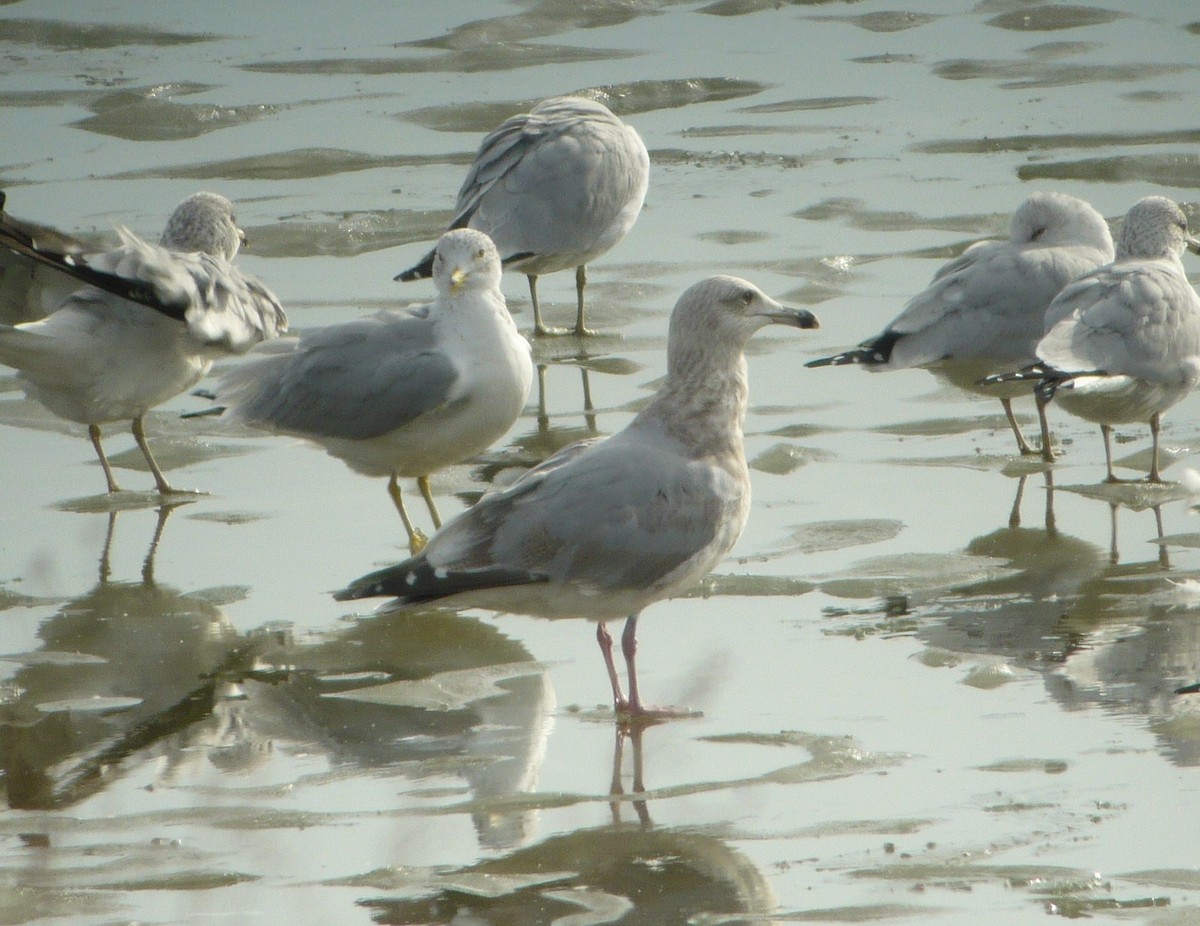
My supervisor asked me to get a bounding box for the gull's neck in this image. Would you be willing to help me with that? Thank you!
[635,339,750,461]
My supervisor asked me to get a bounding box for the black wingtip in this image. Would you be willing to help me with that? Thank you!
[395,249,435,283]
[1176,681,1200,695]
[334,558,547,604]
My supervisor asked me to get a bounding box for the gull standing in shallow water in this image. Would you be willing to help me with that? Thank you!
[335,276,819,721]
[981,196,1200,483]
[397,96,650,337]
[806,192,1114,455]
[0,191,287,494]
[216,228,533,553]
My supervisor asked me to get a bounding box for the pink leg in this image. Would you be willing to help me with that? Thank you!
[621,614,642,715]
[596,622,628,712]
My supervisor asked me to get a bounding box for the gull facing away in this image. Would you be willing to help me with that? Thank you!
[215,228,533,553]
[980,196,1200,483]
[335,276,819,721]
[0,191,287,494]
[806,192,1114,455]
[397,96,650,337]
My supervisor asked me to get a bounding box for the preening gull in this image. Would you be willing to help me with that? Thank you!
[807,192,1114,454]
[335,275,819,720]
[216,228,533,553]
[0,191,287,494]
[981,196,1200,482]
[397,96,650,338]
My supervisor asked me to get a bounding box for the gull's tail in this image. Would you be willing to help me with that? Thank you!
[334,556,546,604]
[805,330,899,369]
[395,247,435,283]
[977,363,1095,405]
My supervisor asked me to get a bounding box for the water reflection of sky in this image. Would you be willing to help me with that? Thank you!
[3,1,1200,923]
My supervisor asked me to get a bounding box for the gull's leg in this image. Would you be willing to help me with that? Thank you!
[89,424,121,493]
[621,614,644,716]
[597,621,629,713]
[1035,395,1056,463]
[132,415,178,494]
[387,474,427,554]
[1002,398,1036,455]
[528,273,568,338]
[1101,424,1120,483]
[417,475,442,529]
[1147,412,1163,483]
[573,264,596,337]
[1108,502,1119,565]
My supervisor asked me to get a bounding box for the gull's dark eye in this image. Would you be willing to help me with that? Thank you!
[740,289,754,306]
[1030,226,1046,241]
[476,248,487,259]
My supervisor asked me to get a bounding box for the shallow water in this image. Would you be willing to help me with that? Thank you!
[2,1,1200,923]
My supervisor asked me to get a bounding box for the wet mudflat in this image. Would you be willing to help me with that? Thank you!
[2,2,1200,923]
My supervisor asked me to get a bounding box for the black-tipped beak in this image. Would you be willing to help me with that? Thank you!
[1186,234,1200,256]
[767,307,819,330]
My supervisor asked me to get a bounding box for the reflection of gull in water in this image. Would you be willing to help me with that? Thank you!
[982,196,1200,481]
[337,276,819,720]
[0,504,247,810]
[808,192,1113,455]
[246,607,554,850]
[215,229,532,553]
[360,726,776,925]
[0,191,287,494]
[397,96,650,337]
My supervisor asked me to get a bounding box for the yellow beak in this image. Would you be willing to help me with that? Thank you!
[449,267,468,295]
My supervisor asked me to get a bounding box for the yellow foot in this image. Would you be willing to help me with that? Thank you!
[408,529,429,555]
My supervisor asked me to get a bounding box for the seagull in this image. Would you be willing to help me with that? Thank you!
[806,192,1114,455]
[396,96,650,338]
[0,191,287,494]
[335,275,819,721]
[981,196,1200,483]
[215,228,533,553]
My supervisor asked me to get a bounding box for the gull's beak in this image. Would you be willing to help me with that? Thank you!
[449,266,468,295]
[1186,233,1200,256]
[762,304,819,330]
[238,226,249,250]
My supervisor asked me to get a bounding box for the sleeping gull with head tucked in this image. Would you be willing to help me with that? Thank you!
[981,195,1200,482]
[215,228,533,553]
[807,192,1114,455]
[335,275,819,721]
[397,95,649,338]
[0,191,287,494]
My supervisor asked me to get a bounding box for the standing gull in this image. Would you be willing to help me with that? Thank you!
[397,96,650,337]
[335,276,819,720]
[0,191,287,494]
[982,196,1200,483]
[216,228,533,553]
[806,192,1113,454]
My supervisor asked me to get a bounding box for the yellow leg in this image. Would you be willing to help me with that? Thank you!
[417,475,442,530]
[89,423,121,493]
[132,414,178,494]
[388,474,427,554]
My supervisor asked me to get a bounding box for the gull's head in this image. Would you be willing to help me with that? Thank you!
[1116,196,1200,262]
[433,228,503,297]
[1013,191,1113,258]
[160,191,244,260]
[669,275,818,355]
